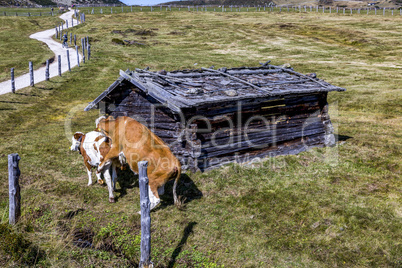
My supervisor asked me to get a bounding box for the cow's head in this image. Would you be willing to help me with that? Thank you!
[71,132,84,151]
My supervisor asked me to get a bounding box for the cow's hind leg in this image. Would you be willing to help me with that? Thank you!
[149,185,160,210]
[95,172,104,185]
[158,184,165,195]
[111,163,117,191]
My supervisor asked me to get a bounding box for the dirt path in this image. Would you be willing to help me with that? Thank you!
[0,9,82,95]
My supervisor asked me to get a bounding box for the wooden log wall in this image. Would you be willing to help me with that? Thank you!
[103,85,332,172]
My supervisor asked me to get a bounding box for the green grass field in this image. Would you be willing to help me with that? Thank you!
[0,10,401,267]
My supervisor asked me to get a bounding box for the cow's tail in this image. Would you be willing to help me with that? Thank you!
[172,165,182,208]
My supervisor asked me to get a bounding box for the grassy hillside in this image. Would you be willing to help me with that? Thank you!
[0,15,64,82]
[165,0,402,8]
[0,9,401,267]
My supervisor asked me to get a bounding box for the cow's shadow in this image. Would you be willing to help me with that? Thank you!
[113,168,203,209]
[114,167,138,201]
[156,173,203,211]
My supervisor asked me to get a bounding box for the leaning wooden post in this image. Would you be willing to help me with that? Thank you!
[45,60,49,81]
[29,61,34,86]
[8,153,21,225]
[138,161,153,268]
[67,50,71,71]
[58,55,61,76]
[11,68,15,93]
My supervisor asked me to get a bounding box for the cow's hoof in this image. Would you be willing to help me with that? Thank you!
[98,179,104,185]
[109,197,115,203]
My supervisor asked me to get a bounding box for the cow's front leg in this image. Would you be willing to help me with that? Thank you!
[102,163,115,203]
[86,169,93,186]
[85,162,93,186]
[97,145,120,173]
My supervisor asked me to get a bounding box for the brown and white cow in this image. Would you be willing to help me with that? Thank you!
[70,131,121,202]
[95,116,181,211]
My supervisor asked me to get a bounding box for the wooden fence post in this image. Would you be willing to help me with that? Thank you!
[11,68,15,93]
[67,50,71,71]
[58,55,61,76]
[29,61,34,86]
[45,60,49,80]
[70,33,72,45]
[82,39,85,63]
[8,153,21,225]
[76,46,80,67]
[74,34,77,46]
[138,161,153,268]
[87,45,91,60]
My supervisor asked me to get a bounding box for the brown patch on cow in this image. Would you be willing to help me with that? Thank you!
[74,132,84,140]
[94,136,103,142]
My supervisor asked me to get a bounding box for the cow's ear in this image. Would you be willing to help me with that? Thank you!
[107,115,116,121]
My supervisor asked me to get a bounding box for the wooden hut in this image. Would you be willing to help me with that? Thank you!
[84,62,345,172]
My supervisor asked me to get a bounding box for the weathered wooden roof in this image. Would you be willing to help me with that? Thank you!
[84,63,346,112]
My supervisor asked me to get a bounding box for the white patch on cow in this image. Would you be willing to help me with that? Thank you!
[83,131,107,167]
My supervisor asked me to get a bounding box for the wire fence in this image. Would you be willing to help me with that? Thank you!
[1,5,401,17]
